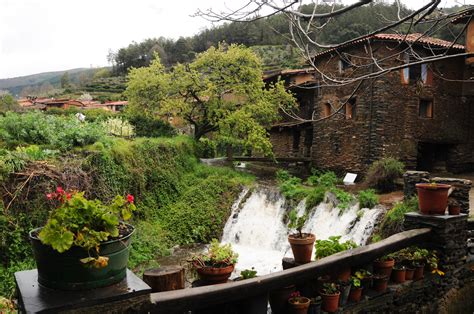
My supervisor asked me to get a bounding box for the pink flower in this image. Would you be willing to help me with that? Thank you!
[126,194,134,203]
[56,186,64,194]
[46,193,53,200]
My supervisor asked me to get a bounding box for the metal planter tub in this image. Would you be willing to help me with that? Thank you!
[29,223,134,290]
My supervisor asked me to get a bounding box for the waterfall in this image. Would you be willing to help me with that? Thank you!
[221,185,385,276]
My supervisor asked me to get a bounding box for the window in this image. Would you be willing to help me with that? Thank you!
[293,129,301,150]
[345,97,356,119]
[338,56,351,73]
[419,99,433,118]
[401,53,433,85]
[322,103,332,118]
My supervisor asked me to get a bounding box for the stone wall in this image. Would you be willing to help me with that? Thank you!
[341,212,472,313]
[309,42,474,174]
[403,170,472,214]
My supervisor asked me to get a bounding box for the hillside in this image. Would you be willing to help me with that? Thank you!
[0,68,107,96]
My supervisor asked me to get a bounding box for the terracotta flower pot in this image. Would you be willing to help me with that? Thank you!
[405,267,415,280]
[349,287,363,302]
[391,267,406,284]
[332,266,351,282]
[269,285,296,314]
[413,264,425,281]
[373,258,395,277]
[373,275,388,293]
[288,233,316,264]
[416,183,451,215]
[288,296,311,314]
[320,291,340,313]
[448,205,461,215]
[195,264,234,284]
[361,276,373,291]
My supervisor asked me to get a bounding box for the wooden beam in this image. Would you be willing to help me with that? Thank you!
[148,228,431,313]
[232,156,311,162]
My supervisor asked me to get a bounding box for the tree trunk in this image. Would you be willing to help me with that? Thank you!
[143,266,185,293]
[226,144,233,162]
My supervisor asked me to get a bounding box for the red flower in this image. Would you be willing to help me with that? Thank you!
[126,194,134,203]
[66,193,72,200]
[46,193,53,200]
[56,186,64,194]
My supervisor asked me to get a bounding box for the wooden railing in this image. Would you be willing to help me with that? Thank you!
[148,228,431,313]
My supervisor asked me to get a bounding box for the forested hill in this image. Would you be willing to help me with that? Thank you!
[110,3,467,74]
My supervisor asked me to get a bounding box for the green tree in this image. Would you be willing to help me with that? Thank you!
[0,94,20,113]
[61,72,70,89]
[126,44,296,155]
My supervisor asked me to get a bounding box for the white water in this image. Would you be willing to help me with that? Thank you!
[221,185,384,276]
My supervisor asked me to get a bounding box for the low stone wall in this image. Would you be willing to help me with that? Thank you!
[403,171,472,214]
[342,213,473,313]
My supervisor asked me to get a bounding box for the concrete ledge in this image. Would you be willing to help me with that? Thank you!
[15,269,151,313]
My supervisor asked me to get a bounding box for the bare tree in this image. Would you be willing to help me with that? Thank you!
[195,1,474,122]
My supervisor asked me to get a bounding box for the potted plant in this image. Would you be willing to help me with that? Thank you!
[448,198,461,215]
[416,182,451,215]
[239,268,257,280]
[320,283,340,313]
[354,269,372,290]
[411,247,428,280]
[348,276,363,302]
[288,291,311,314]
[314,236,357,281]
[372,274,388,293]
[308,297,322,314]
[287,209,315,264]
[29,187,136,290]
[191,239,238,284]
[390,265,406,284]
[373,254,395,277]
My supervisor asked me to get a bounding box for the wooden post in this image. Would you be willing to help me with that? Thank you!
[143,266,185,293]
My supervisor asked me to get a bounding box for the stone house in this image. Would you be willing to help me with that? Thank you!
[266,29,474,174]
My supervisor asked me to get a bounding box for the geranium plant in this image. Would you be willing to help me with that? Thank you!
[288,291,309,304]
[39,186,136,268]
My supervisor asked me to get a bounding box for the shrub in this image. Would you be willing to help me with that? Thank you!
[0,112,106,150]
[126,115,176,138]
[102,118,135,137]
[305,186,326,210]
[275,169,291,182]
[314,236,357,259]
[195,138,217,158]
[378,196,418,238]
[358,189,379,208]
[306,170,337,188]
[330,187,354,210]
[365,158,404,192]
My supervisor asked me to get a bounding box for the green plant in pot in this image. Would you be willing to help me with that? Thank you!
[354,269,373,290]
[349,276,363,302]
[373,254,395,277]
[287,209,315,264]
[320,282,340,313]
[314,236,357,281]
[288,291,310,314]
[30,187,136,290]
[240,268,257,280]
[191,239,238,284]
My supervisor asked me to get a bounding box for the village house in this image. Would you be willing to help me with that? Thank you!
[267,29,474,174]
[17,97,128,112]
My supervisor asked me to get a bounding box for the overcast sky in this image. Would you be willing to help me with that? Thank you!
[0,0,471,79]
